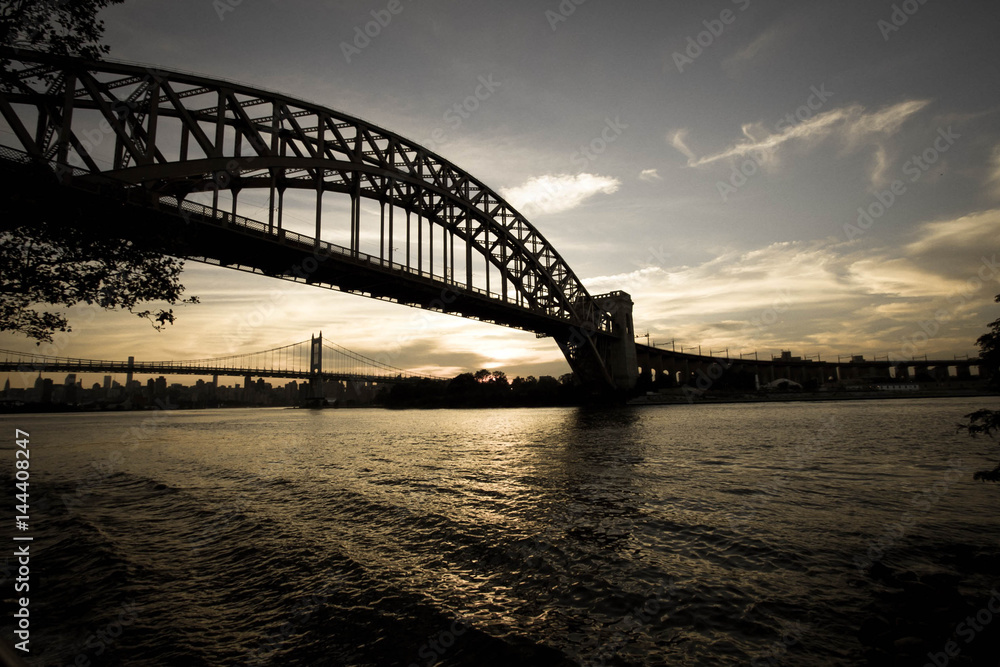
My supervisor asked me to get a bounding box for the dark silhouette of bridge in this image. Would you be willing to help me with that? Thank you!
[0,48,636,392]
[634,345,981,390]
[0,334,433,389]
[0,50,982,394]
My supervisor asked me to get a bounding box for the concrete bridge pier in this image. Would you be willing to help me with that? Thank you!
[652,355,665,385]
[559,291,638,393]
[593,291,638,391]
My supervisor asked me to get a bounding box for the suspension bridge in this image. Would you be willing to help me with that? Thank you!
[0,334,436,387]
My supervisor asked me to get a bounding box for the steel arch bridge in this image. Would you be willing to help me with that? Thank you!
[0,48,637,392]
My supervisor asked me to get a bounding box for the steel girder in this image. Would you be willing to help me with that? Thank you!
[0,48,625,390]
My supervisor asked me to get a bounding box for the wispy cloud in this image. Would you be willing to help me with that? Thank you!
[500,173,621,216]
[869,145,891,188]
[989,143,1000,197]
[722,25,785,74]
[672,100,931,182]
[639,168,661,182]
[668,129,696,162]
[584,208,1000,357]
[902,209,1000,266]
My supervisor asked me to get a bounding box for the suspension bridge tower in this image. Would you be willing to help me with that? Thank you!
[303,332,325,408]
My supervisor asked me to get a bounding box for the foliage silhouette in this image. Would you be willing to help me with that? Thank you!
[959,294,1000,481]
[0,0,197,343]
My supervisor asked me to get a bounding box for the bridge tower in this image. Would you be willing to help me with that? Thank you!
[556,291,638,393]
[594,291,638,391]
[306,332,324,406]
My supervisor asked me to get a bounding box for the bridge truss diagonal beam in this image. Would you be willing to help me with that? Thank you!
[0,48,633,391]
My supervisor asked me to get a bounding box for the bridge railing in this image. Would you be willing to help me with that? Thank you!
[156,194,514,307]
[0,143,519,309]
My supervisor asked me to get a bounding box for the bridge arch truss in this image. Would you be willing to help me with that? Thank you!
[0,48,634,390]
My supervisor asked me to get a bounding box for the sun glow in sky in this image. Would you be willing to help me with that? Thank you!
[3,0,1000,384]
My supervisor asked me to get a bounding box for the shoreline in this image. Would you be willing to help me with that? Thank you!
[1,389,996,414]
[627,389,999,406]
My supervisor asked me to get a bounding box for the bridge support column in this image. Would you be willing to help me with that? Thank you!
[555,292,637,393]
[593,292,638,391]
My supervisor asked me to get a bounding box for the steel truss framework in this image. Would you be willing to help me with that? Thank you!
[0,49,630,390]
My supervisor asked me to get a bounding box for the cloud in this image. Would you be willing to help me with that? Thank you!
[668,129,696,162]
[500,173,621,216]
[639,168,661,182]
[722,25,784,74]
[904,209,1000,257]
[582,209,1000,358]
[869,145,891,188]
[672,100,931,183]
[989,143,1000,197]
[845,257,972,299]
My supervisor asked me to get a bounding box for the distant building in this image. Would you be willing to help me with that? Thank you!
[876,383,920,391]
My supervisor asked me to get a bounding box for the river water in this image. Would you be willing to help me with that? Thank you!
[2,397,999,666]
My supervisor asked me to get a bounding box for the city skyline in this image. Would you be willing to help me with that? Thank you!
[2,0,999,379]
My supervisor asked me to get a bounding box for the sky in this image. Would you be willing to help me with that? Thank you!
[3,0,1000,385]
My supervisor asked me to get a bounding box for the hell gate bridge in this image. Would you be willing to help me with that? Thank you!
[0,49,981,393]
[0,48,637,393]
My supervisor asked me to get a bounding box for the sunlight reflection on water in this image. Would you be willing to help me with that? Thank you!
[5,397,1000,665]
